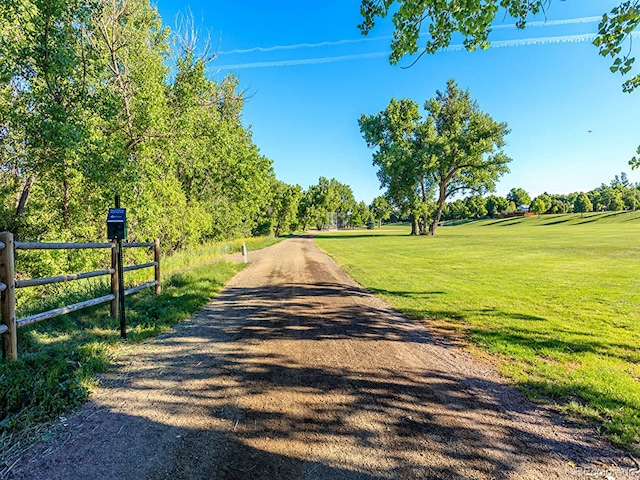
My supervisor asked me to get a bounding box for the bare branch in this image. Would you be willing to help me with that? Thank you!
[173,8,219,65]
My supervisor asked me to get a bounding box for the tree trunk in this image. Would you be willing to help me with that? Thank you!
[15,174,35,217]
[429,184,447,236]
[429,206,442,235]
[420,179,429,235]
[410,214,419,235]
[420,215,428,235]
[62,178,71,229]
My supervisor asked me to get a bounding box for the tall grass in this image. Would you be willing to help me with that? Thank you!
[1,237,278,434]
[315,212,640,450]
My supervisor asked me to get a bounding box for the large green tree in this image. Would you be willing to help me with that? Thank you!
[506,187,531,208]
[574,192,593,214]
[351,200,371,227]
[300,177,356,230]
[424,79,511,234]
[1,0,105,238]
[359,98,434,235]
[370,195,392,227]
[465,195,488,218]
[360,80,510,235]
[442,199,469,220]
[168,50,274,242]
[261,180,302,236]
[485,195,510,217]
[530,197,546,215]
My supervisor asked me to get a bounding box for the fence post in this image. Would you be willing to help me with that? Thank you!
[0,232,17,361]
[154,238,161,295]
[110,240,118,319]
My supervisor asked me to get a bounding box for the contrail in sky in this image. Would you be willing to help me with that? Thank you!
[219,16,602,56]
[219,37,381,55]
[442,32,598,52]
[491,16,602,29]
[216,31,640,71]
[443,31,640,51]
[215,51,389,70]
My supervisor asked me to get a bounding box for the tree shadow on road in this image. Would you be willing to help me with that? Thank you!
[10,281,632,480]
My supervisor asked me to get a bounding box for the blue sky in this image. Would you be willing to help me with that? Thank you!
[154,1,640,203]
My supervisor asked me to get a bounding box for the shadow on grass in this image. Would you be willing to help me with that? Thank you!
[398,307,547,323]
[516,377,638,447]
[498,220,524,226]
[400,303,637,364]
[535,218,572,226]
[311,232,409,240]
[368,287,446,299]
[574,211,629,224]
[472,329,600,356]
[470,327,639,365]
[480,218,521,226]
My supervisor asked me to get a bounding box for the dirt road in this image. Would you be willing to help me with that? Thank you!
[8,237,635,479]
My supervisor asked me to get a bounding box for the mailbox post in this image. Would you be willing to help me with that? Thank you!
[107,207,127,241]
[107,196,127,339]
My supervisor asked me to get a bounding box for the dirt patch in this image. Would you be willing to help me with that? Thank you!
[5,237,637,479]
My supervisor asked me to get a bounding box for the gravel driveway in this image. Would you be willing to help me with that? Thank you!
[7,236,636,479]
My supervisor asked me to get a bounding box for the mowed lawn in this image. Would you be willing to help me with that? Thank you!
[315,211,640,450]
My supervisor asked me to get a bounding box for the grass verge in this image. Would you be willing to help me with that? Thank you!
[0,237,278,437]
[315,213,640,451]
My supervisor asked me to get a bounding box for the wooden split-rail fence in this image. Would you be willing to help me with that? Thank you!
[0,231,160,361]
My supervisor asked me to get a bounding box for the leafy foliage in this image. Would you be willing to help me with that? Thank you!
[594,1,640,93]
[574,192,593,214]
[299,177,356,230]
[485,195,511,217]
[359,0,548,65]
[370,195,393,227]
[360,79,510,235]
[506,187,531,208]
[359,97,435,235]
[359,1,639,91]
[530,197,546,215]
[0,0,280,278]
[258,180,303,236]
[439,172,640,221]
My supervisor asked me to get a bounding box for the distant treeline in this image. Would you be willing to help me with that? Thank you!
[438,174,640,221]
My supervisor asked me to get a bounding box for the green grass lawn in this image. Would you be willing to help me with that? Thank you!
[315,212,640,450]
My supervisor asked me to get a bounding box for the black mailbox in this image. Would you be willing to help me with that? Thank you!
[107,208,127,240]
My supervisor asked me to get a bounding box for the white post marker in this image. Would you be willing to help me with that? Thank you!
[242,243,248,264]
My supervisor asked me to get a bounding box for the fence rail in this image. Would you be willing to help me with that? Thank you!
[0,232,160,361]
[15,269,116,289]
[17,294,116,328]
[125,281,158,297]
[15,241,114,250]
[123,262,156,273]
